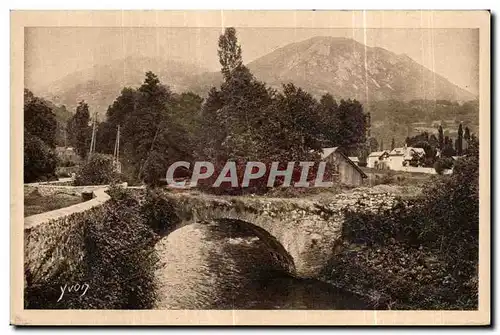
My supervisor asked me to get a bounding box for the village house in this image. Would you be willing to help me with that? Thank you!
[387,145,425,170]
[55,146,80,165]
[367,150,390,169]
[320,147,367,186]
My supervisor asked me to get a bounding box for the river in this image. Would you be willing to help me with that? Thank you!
[153,218,371,309]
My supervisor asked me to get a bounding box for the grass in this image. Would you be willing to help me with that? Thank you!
[360,167,433,187]
[24,190,83,217]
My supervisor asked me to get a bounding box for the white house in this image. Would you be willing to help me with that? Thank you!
[367,150,390,169]
[388,146,426,171]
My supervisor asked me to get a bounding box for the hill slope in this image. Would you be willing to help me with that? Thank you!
[34,57,209,119]
[34,37,476,119]
[245,36,475,102]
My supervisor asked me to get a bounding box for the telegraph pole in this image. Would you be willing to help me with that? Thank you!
[113,125,121,173]
[88,111,98,160]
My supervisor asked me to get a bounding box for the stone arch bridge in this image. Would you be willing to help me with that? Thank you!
[164,193,348,278]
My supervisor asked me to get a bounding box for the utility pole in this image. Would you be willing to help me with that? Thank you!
[113,125,121,173]
[88,111,98,160]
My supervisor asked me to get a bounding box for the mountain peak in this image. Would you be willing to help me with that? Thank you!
[40,37,476,119]
[246,37,475,102]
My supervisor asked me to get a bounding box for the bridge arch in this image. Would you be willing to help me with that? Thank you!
[166,193,344,278]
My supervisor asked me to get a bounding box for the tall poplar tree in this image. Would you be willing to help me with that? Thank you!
[438,125,444,150]
[218,27,243,81]
[457,123,464,155]
[67,101,92,159]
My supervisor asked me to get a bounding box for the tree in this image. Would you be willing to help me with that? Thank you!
[67,101,92,159]
[199,29,273,166]
[53,105,71,147]
[318,93,340,146]
[154,91,203,167]
[218,27,243,81]
[379,138,384,151]
[405,132,440,166]
[24,89,58,182]
[264,83,321,161]
[413,141,437,167]
[464,126,471,142]
[438,125,444,150]
[442,136,456,157]
[429,134,439,149]
[335,99,367,155]
[368,137,378,153]
[456,123,464,155]
[198,86,225,160]
[465,134,479,158]
[122,72,172,178]
[391,137,396,150]
[142,150,167,187]
[97,87,137,154]
[24,131,58,183]
[422,146,478,296]
[24,89,57,148]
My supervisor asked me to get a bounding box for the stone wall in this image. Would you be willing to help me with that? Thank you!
[24,184,106,197]
[162,189,398,278]
[24,185,122,286]
[23,182,399,287]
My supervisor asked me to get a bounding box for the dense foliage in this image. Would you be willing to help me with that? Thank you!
[73,153,118,186]
[327,145,479,309]
[67,101,92,160]
[88,28,369,188]
[25,187,183,309]
[367,99,478,150]
[140,189,181,234]
[402,121,472,168]
[95,74,203,185]
[434,157,454,175]
[24,90,59,183]
[80,194,158,309]
[24,132,58,183]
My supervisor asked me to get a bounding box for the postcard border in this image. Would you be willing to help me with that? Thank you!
[10,10,491,326]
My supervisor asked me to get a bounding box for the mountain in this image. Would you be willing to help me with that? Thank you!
[33,57,209,119]
[192,37,476,102]
[33,37,476,119]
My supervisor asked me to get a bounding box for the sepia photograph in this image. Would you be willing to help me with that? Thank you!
[11,10,490,325]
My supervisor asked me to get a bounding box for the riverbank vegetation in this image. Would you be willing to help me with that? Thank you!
[24,186,182,309]
[325,142,479,309]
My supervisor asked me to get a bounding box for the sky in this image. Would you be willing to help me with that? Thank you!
[25,27,479,95]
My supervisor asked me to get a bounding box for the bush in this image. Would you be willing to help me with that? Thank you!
[25,192,159,309]
[141,189,180,235]
[80,200,158,309]
[434,157,454,175]
[141,151,167,187]
[329,152,479,309]
[371,171,395,186]
[326,242,474,309]
[24,132,58,183]
[74,153,119,186]
[59,159,77,167]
